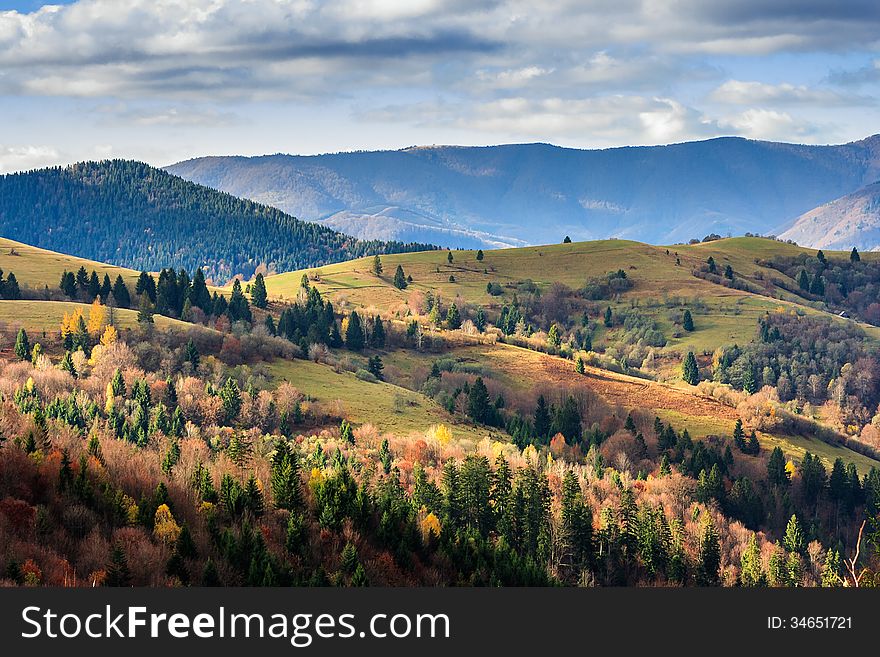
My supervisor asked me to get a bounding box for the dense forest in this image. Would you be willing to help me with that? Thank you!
[0,161,435,283]
[1,272,878,588]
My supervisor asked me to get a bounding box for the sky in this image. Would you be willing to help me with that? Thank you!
[1,0,879,172]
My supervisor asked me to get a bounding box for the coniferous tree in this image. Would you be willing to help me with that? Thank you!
[447,251,453,264]
[371,316,386,348]
[88,271,101,300]
[604,306,613,327]
[14,328,30,361]
[136,271,157,302]
[467,377,491,424]
[189,268,211,312]
[184,338,200,368]
[345,311,364,351]
[851,247,860,262]
[100,273,112,301]
[783,514,805,555]
[698,517,721,585]
[251,273,268,308]
[534,395,551,441]
[60,270,77,298]
[367,355,384,381]
[112,275,131,307]
[393,265,407,289]
[137,296,155,324]
[767,447,789,487]
[682,309,694,331]
[476,249,484,261]
[227,279,252,322]
[106,544,132,587]
[797,269,810,291]
[372,254,383,276]
[446,302,461,329]
[682,351,699,385]
[475,306,486,332]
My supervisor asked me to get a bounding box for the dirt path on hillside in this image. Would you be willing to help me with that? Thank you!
[495,345,738,421]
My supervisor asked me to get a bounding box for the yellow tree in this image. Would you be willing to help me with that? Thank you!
[100,324,118,346]
[88,298,107,335]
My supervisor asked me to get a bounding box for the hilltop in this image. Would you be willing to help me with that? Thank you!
[167,135,880,249]
[780,180,880,251]
[0,160,435,284]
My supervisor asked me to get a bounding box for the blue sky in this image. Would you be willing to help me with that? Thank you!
[1,0,879,172]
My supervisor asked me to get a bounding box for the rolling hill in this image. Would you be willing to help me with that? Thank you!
[779,180,880,251]
[166,135,880,249]
[0,160,435,284]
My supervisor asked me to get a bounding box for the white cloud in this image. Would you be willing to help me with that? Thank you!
[0,144,62,173]
[711,79,873,106]
[717,108,819,141]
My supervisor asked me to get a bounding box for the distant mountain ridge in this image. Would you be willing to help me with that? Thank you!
[0,160,435,282]
[779,180,880,251]
[166,135,880,249]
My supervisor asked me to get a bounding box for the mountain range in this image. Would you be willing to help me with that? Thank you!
[0,160,433,282]
[166,135,880,249]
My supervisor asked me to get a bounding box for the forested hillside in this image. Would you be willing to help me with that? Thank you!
[0,161,435,283]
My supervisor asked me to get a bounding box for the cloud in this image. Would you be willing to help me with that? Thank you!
[716,108,821,140]
[0,144,62,173]
[710,80,874,106]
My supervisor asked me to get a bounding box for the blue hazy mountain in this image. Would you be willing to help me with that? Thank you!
[166,135,880,249]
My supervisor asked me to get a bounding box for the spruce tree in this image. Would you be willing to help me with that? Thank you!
[393,265,407,289]
[250,273,268,308]
[851,247,860,262]
[682,309,694,332]
[475,307,486,332]
[345,311,364,351]
[476,249,484,261]
[767,447,789,487]
[367,355,384,380]
[467,377,491,424]
[372,254,383,276]
[112,275,131,307]
[106,544,131,587]
[534,395,551,441]
[797,269,810,291]
[446,302,461,329]
[783,514,805,555]
[682,351,699,385]
[14,328,30,361]
[190,268,211,311]
[371,316,386,348]
[137,296,155,324]
[604,306,613,327]
[228,279,252,322]
[447,251,453,264]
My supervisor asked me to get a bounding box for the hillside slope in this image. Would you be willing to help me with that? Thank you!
[779,180,880,251]
[0,160,434,283]
[167,135,880,249]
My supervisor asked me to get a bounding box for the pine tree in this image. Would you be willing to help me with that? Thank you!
[603,306,613,327]
[189,268,211,312]
[475,306,486,332]
[809,273,825,296]
[371,316,386,348]
[446,302,461,329]
[137,296,155,324]
[340,420,355,445]
[747,430,760,455]
[575,356,585,374]
[447,251,453,264]
[3,272,21,299]
[136,271,157,302]
[534,395,551,441]
[682,309,694,331]
[740,533,766,586]
[698,516,721,585]
[88,270,101,300]
[783,514,805,555]
[60,270,77,298]
[767,447,789,487]
[112,275,131,307]
[372,254,383,276]
[228,279,252,322]
[724,264,734,280]
[271,442,302,511]
[476,249,484,261]
[393,265,407,289]
[797,269,810,291]
[851,247,860,262]
[682,351,699,385]
[467,377,491,424]
[60,351,77,378]
[367,355,384,380]
[345,311,364,351]
[106,544,131,587]
[707,256,717,274]
[251,273,268,308]
[184,338,200,368]
[14,328,29,361]
[547,324,561,348]
[220,378,242,424]
[733,418,745,450]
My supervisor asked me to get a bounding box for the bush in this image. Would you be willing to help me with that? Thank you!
[355,369,378,383]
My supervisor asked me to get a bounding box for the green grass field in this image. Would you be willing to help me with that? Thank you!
[0,300,200,334]
[267,357,496,444]
[0,237,142,291]
[261,237,880,353]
